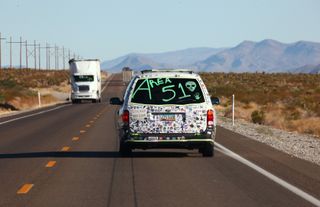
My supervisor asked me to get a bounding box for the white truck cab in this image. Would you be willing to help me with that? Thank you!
[69,59,101,103]
[110,69,220,157]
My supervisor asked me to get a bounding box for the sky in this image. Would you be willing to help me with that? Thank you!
[0,0,320,67]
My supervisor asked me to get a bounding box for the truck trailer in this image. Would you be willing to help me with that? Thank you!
[69,59,101,103]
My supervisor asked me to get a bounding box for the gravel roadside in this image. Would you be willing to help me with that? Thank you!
[218,116,320,166]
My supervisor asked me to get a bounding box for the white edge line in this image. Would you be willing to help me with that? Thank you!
[0,104,70,126]
[215,142,320,206]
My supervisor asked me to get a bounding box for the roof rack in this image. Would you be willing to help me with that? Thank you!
[140,69,194,74]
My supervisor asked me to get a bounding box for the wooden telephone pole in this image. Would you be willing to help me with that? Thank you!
[25,41,40,70]
[7,36,25,69]
[0,32,6,69]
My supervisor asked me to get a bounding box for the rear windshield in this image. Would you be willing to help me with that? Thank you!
[74,75,94,82]
[130,78,205,104]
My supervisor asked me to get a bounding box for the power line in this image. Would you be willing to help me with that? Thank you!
[25,41,39,70]
[45,43,55,70]
[0,32,82,70]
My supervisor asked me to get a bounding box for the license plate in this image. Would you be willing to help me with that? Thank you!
[159,114,175,121]
[148,136,158,141]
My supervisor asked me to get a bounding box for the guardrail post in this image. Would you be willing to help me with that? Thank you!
[232,94,235,126]
[38,91,41,107]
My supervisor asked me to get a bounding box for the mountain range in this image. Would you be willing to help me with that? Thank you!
[101,39,320,73]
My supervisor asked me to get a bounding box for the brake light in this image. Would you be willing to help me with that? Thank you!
[207,109,214,126]
[122,110,129,124]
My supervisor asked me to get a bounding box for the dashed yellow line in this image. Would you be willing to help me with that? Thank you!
[61,146,70,151]
[46,161,56,168]
[85,124,91,128]
[89,120,94,123]
[17,184,34,194]
[80,130,86,133]
[72,136,80,141]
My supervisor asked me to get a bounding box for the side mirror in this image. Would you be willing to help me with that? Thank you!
[211,97,220,105]
[109,97,123,105]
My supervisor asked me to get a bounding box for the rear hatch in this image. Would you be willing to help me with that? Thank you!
[128,77,208,134]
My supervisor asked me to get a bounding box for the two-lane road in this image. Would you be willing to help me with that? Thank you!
[0,74,319,207]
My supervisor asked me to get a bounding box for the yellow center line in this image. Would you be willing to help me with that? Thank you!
[17,184,34,194]
[80,130,86,133]
[46,161,56,168]
[72,136,80,141]
[86,124,91,128]
[61,146,70,151]
[89,121,94,123]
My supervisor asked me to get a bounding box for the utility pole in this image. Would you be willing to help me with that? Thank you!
[34,40,37,70]
[47,44,55,70]
[25,41,39,70]
[38,43,41,69]
[7,37,25,69]
[46,43,49,69]
[20,37,23,69]
[41,43,53,70]
[9,36,12,68]
[25,40,28,69]
[56,46,60,70]
[0,32,6,69]
[62,46,65,69]
[54,44,57,70]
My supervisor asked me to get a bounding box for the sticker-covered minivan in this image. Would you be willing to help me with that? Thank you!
[110,69,219,157]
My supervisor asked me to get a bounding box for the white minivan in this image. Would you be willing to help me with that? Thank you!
[110,69,219,157]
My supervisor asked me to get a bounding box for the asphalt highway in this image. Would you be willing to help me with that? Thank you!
[0,74,319,207]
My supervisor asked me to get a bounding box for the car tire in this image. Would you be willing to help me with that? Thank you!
[119,141,132,157]
[201,143,214,157]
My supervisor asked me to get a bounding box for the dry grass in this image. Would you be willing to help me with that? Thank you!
[0,69,69,112]
[201,72,320,137]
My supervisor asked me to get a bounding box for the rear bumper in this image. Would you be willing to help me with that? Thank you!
[121,131,215,150]
[125,139,214,150]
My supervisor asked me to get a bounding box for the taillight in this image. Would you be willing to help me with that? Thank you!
[207,109,214,126]
[122,110,129,124]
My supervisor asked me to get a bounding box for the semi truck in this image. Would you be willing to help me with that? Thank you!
[69,59,101,103]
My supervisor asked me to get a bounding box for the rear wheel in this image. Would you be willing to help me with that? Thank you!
[92,99,97,103]
[201,143,214,157]
[119,141,132,157]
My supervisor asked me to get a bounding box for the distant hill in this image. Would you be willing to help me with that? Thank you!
[289,64,320,74]
[107,54,165,72]
[101,39,320,73]
[101,47,226,72]
[193,39,320,72]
